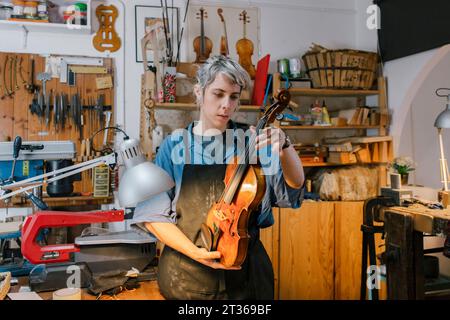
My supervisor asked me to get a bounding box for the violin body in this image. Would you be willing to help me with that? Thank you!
[193,36,213,63]
[236,38,256,78]
[202,160,266,267]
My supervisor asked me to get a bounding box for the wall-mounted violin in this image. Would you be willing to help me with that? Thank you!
[236,10,256,79]
[193,7,213,63]
[217,8,229,57]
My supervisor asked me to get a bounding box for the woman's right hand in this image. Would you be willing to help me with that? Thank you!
[193,247,241,270]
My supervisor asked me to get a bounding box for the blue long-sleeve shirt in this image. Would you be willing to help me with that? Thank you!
[132,121,304,229]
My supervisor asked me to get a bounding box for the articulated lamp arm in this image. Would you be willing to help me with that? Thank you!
[0,153,117,202]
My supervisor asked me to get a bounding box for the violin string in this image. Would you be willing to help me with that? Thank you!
[219,115,267,204]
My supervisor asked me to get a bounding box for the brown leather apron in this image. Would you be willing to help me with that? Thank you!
[157,163,274,300]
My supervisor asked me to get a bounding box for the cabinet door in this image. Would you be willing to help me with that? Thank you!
[334,201,386,300]
[279,202,334,299]
[334,201,364,299]
[260,208,280,299]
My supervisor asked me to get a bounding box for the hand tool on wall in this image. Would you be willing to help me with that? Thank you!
[96,94,105,126]
[26,57,37,94]
[12,56,19,91]
[45,89,51,128]
[77,92,83,141]
[8,56,15,97]
[19,57,34,94]
[29,89,40,116]
[37,89,44,122]
[18,57,28,89]
[37,73,51,120]
[2,56,11,98]
[103,111,112,147]
[53,92,58,131]
[59,93,67,130]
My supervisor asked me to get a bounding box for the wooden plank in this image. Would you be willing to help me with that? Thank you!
[279,202,334,299]
[0,53,15,141]
[13,53,31,139]
[288,88,380,97]
[260,207,280,299]
[69,66,108,74]
[277,125,379,130]
[334,201,364,299]
[385,210,416,299]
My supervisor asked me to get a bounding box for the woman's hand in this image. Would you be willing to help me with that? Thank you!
[193,247,241,270]
[250,125,286,154]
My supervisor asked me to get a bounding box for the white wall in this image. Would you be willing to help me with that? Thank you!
[0,0,366,223]
[355,0,377,52]
[0,0,365,140]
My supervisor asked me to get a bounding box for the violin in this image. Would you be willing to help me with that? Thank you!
[193,8,213,63]
[200,90,291,267]
[236,10,256,79]
[217,8,229,56]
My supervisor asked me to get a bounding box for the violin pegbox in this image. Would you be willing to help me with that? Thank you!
[239,10,250,24]
[196,7,207,20]
[264,90,291,124]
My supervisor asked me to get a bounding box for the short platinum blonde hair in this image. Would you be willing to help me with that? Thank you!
[196,55,251,97]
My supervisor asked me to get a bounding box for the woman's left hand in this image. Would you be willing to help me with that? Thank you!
[250,125,286,154]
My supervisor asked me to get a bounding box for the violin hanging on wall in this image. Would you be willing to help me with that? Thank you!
[193,7,213,63]
[217,8,229,57]
[236,10,256,79]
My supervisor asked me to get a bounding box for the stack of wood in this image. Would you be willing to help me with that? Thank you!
[348,107,380,126]
[323,136,393,164]
[312,166,379,201]
[294,143,326,164]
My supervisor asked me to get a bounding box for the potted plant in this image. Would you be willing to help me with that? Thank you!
[389,156,416,185]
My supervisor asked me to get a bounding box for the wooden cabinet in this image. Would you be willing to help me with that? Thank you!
[261,201,385,300]
[279,202,334,299]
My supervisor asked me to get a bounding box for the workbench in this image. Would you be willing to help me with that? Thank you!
[8,277,165,300]
[381,204,450,299]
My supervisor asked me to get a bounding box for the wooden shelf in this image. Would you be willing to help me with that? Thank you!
[278,125,381,130]
[155,103,262,112]
[303,162,388,167]
[0,0,91,34]
[285,88,380,97]
[0,19,91,34]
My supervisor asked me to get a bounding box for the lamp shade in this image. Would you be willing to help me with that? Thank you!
[118,138,174,208]
[434,104,450,129]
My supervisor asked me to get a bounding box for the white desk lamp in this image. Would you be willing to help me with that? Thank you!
[0,134,174,210]
[434,88,450,206]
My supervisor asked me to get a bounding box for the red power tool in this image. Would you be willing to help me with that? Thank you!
[21,210,125,264]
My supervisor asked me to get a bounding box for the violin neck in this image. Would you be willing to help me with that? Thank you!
[221,118,268,204]
[243,21,247,39]
[222,21,229,54]
[200,14,205,55]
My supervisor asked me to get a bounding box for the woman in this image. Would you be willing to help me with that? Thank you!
[132,55,304,299]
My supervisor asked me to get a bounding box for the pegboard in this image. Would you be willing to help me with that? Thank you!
[0,52,115,196]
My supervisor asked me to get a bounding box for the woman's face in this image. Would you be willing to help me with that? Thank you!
[196,73,241,132]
